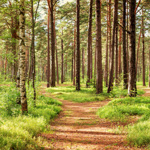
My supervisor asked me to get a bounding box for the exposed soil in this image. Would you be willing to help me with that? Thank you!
[39,84,147,150]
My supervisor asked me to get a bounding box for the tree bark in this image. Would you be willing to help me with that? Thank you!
[31,0,36,103]
[149,44,150,87]
[87,0,93,87]
[73,24,76,86]
[96,0,103,94]
[19,0,28,113]
[61,29,64,84]
[104,2,109,87]
[128,0,137,97]
[115,4,118,86]
[47,4,50,87]
[118,19,122,76]
[136,28,142,77]
[82,48,85,80]
[123,0,128,89]
[108,0,111,72]
[107,0,118,93]
[142,8,146,86]
[51,0,55,87]
[76,0,80,91]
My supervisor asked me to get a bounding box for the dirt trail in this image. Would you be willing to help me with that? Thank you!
[39,85,146,150]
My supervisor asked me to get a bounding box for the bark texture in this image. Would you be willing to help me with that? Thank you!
[96,0,103,94]
[76,0,80,91]
[128,0,137,97]
[19,0,28,113]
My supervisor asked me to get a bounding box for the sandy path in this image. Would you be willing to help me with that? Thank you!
[39,85,146,150]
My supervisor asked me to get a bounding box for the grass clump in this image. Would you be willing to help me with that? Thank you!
[0,83,62,150]
[47,84,144,103]
[97,96,150,147]
[47,86,107,103]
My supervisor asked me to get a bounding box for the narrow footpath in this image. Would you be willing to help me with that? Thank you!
[39,85,147,150]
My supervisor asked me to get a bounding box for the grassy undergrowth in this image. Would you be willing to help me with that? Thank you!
[0,83,62,150]
[47,84,144,103]
[97,96,150,147]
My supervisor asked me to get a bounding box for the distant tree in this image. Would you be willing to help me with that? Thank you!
[107,0,118,93]
[87,0,93,87]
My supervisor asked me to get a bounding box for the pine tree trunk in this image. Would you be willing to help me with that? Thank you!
[136,28,142,76]
[76,0,80,91]
[56,42,59,84]
[128,0,137,97]
[142,8,146,86]
[86,0,93,87]
[108,0,111,71]
[31,0,36,103]
[61,29,64,84]
[73,24,76,86]
[149,45,150,87]
[115,6,118,86]
[82,48,85,80]
[107,0,118,93]
[96,0,103,94]
[118,19,122,76]
[51,0,55,87]
[104,2,109,87]
[19,0,28,113]
[123,0,128,89]
[47,5,50,87]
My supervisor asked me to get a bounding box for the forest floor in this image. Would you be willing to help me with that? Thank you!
[39,84,148,150]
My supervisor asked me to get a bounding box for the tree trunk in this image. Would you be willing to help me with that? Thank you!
[31,0,36,103]
[82,48,85,80]
[51,0,55,87]
[76,0,80,91]
[96,0,103,94]
[118,19,122,76]
[56,42,59,84]
[149,44,150,87]
[47,5,50,87]
[115,5,118,86]
[128,0,136,97]
[123,0,128,89]
[87,0,93,87]
[19,0,28,113]
[108,0,111,71]
[104,2,109,87]
[107,0,118,93]
[61,29,64,84]
[73,24,76,86]
[142,8,146,86]
[136,28,142,76]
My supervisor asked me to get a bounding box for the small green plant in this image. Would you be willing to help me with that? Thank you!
[0,83,62,149]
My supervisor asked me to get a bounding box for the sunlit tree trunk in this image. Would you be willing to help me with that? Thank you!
[107,0,118,93]
[61,29,64,84]
[19,0,28,113]
[123,0,128,89]
[142,8,146,86]
[47,5,50,87]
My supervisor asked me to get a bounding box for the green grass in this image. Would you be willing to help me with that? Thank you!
[97,96,150,147]
[46,84,144,103]
[0,83,62,150]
